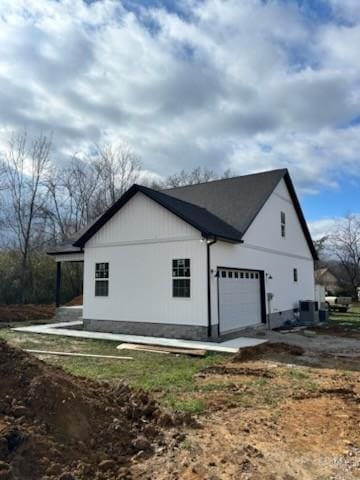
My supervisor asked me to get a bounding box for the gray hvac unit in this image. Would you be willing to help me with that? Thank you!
[319,309,329,322]
[299,300,319,324]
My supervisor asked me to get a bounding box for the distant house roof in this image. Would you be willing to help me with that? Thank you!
[48,168,317,259]
[315,268,338,283]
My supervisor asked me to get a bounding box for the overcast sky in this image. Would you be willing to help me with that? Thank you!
[0,0,359,237]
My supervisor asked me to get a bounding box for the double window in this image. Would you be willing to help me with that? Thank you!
[281,211,286,237]
[95,262,109,296]
[172,259,190,297]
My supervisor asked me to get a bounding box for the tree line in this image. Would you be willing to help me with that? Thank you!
[0,132,359,305]
[0,132,231,305]
[315,215,360,299]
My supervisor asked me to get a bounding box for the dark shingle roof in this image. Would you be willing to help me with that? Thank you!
[71,184,243,248]
[47,240,83,256]
[135,186,243,242]
[164,168,317,259]
[48,168,317,259]
[163,169,287,236]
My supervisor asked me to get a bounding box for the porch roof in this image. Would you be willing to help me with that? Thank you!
[47,240,83,262]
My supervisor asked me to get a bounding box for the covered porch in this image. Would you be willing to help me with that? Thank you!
[47,243,84,320]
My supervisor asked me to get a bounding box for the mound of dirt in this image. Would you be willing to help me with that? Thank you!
[0,340,183,480]
[65,296,83,307]
[0,305,55,323]
[233,342,304,362]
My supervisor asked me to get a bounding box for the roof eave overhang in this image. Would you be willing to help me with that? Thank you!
[283,171,318,261]
[47,249,83,256]
[202,234,243,244]
[74,184,244,248]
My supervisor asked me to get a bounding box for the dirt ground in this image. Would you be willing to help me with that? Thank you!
[1,322,360,479]
[0,340,191,480]
[0,297,82,323]
[132,335,360,480]
[0,305,55,323]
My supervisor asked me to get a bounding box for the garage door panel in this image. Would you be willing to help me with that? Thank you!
[219,269,262,334]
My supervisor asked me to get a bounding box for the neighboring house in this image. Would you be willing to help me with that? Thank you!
[48,169,317,341]
[314,268,339,294]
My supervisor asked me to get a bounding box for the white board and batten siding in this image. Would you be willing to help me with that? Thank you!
[83,192,208,326]
[211,178,315,328]
[83,178,315,334]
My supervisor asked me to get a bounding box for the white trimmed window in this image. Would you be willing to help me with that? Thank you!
[95,262,109,296]
[172,259,190,297]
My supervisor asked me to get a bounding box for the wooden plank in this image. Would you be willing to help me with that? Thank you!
[117,344,170,354]
[334,353,360,358]
[116,343,206,356]
[25,349,133,360]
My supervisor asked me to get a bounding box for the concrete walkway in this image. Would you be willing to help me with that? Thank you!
[12,321,267,354]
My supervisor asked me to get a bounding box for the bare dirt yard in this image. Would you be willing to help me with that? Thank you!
[0,307,360,479]
[0,305,55,324]
[0,339,193,480]
[134,339,360,480]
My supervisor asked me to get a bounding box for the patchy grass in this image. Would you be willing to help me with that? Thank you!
[0,328,228,412]
[0,325,351,416]
[329,304,360,328]
[164,396,206,414]
[288,368,309,381]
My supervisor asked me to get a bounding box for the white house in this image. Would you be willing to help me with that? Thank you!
[48,169,317,341]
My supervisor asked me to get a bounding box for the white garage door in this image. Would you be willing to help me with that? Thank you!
[218,269,262,334]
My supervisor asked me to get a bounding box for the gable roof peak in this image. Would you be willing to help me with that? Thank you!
[162,168,288,192]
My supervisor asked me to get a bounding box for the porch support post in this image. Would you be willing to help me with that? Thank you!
[55,261,62,307]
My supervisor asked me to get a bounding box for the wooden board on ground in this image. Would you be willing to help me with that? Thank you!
[25,349,133,360]
[116,343,207,356]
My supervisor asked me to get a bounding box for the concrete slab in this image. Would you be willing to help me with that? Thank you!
[12,321,267,354]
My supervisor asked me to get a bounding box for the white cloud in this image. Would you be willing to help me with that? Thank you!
[328,0,360,22]
[308,213,360,240]
[0,0,359,195]
[308,218,339,240]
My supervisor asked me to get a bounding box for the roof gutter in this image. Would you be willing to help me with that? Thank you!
[206,237,217,338]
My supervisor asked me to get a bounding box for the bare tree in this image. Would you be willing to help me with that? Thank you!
[91,143,141,214]
[2,131,52,302]
[327,215,360,298]
[0,159,6,189]
[313,235,329,268]
[45,157,100,242]
[152,166,234,189]
[44,142,142,243]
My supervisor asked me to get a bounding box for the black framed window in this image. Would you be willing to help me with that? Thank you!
[281,211,286,237]
[172,259,190,297]
[293,268,298,282]
[172,258,190,277]
[96,262,109,278]
[95,262,109,296]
